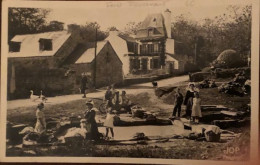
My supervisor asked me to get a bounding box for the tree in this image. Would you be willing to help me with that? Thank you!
[44,20,64,31]
[8,8,51,42]
[171,5,252,68]
[79,22,108,42]
[171,14,201,56]
[107,26,119,32]
[123,21,142,35]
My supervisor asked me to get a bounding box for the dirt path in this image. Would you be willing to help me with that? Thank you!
[7,75,189,110]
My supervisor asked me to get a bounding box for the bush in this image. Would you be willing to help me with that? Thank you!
[214,49,247,68]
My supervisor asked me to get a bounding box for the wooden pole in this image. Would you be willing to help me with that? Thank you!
[93,28,97,88]
[194,42,197,64]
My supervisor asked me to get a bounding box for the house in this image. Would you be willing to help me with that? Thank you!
[68,40,123,88]
[7,28,124,99]
[106,9,194,77]
[7,30,81,99]
[105,31,129,77]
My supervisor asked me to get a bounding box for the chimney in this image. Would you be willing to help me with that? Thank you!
[67,24,82,41]
[163,9,171,38]
[67,24,80,34]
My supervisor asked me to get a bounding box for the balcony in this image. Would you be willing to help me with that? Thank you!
[128,51,162,57]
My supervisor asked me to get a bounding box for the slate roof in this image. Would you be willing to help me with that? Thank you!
[139,13,164,29]
[136,13,166,39]
[118,34,136,43]
[75,41,108,64]
[9,31,71,58]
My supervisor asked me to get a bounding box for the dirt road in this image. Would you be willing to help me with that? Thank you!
[7,75,189,110]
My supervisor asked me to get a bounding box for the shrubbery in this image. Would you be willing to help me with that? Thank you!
[213,49,248,68]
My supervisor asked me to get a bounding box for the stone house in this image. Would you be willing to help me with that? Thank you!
[7,30,82,99]
[66,40,123,88]
[106,9,194,77]
[7,27,125,99]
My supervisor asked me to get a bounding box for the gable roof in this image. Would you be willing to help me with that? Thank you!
[75,41,107,64]
[136,13,166,39]
[62,43,90,65]
[139,13,164,29]
[118,34,136,43]
[9,31,71,58]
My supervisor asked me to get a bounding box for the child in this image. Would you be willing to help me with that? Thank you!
[103,107,115,139]
[191,92,202,124]
[34,103,46,134]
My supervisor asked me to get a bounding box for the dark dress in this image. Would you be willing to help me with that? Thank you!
[183,90,195,117]
[81,76,88,94]
[172,92,183,117]
[84,108,99,140]
[105,90,113,108]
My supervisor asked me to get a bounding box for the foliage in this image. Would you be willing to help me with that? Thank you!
[123,21,142,35]
[214,49,247,68]
[8,8,66,42]
[79,22,108,42]
[171,5,252,68]
[44,20,64,31]
[8,8,49,41]
[107,26,119,32]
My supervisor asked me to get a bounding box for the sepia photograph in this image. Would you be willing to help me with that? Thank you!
[0,0,259,164]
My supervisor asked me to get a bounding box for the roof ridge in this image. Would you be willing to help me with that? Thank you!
[13,30,68,37]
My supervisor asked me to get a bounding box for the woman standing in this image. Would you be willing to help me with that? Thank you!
[183,83,196,119]
[191,92,202,124]
[34,103,46,134]
[104,86,113,109]
[84,100,99,140]
[112,91,120,112]
[81,73,88,98]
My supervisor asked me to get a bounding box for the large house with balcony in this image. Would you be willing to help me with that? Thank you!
[106,9,194,77]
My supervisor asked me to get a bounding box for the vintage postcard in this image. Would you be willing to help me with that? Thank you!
[0,0,259,164]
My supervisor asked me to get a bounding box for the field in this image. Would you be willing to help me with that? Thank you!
[6,80,250,160]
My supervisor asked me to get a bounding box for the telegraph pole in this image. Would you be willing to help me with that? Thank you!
[93,28,97,88]
[194,42,197,64]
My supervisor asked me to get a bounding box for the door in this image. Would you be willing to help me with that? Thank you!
[141,58,148,70]
[167,62,174,74]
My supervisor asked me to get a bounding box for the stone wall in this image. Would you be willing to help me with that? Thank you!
[72,42,123,88]
[8,57,76,99]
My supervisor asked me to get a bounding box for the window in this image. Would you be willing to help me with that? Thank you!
[154,44,159,53]
[148,29,153,36]
[135,59,140,69]
[130,59,141,71]
[148,44,154,54]
[150,59,160,69]
[141,58,148,70]
[153,59,160,69]
[134,43,138,54]
[39,39,53,51]
[150,59,153,69]
[9,42,21,52]
[140,44,148,54]
[140,45,143,54]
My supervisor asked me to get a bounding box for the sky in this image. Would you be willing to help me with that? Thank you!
[7,0,252,31]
